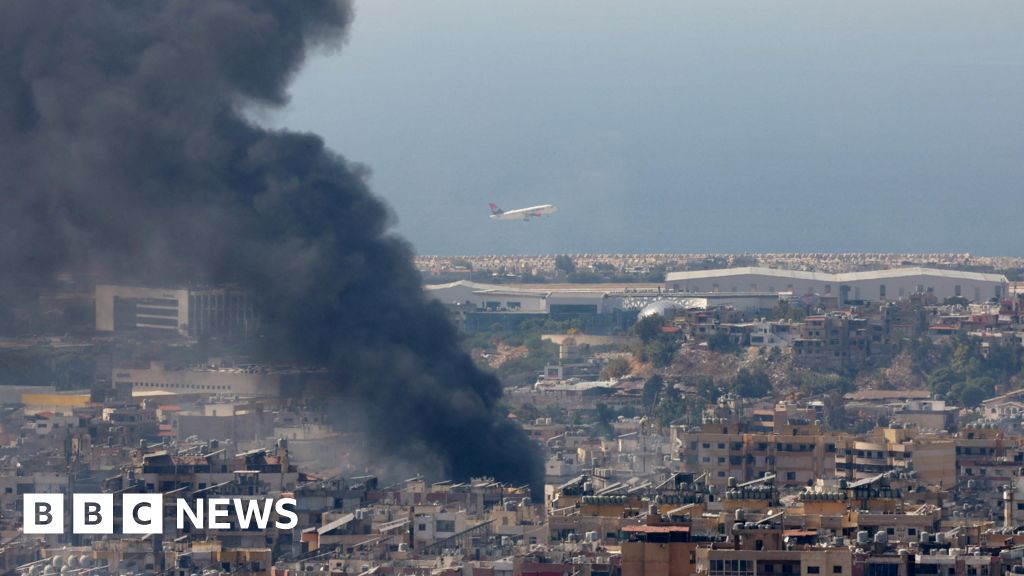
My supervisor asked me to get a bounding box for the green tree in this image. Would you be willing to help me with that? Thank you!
[646,336,677,368]
[732,368,772,398]
[653,388,687,428]
[642,375,664,412]
[594,403,616,438]
[959,382,989,407]
[690,375,722,403]
[706,331,736,352]
[554,254,577,275]
[632,315,667,344]
[928,367,960,398]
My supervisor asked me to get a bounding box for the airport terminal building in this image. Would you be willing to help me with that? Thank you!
[664,267,1007,303]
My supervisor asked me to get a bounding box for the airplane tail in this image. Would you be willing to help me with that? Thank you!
[489,203,503,215]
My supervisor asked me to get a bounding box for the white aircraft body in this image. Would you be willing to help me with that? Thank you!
[489,203,557,221]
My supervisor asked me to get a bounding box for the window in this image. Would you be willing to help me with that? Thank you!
[886,527,895,535]
[954,285,962,297]
[809,567,820,574]
[879,284,886,298]
[908,528,917,536]
[866,564,899,576]
[833,567,843,574]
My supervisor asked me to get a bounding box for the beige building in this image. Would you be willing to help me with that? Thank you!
[695,547,852,576]
[835,428,955,489]
[113,362,308,397]
[621,525,701,576]
[673,420,842,488]
[95,284,255,338]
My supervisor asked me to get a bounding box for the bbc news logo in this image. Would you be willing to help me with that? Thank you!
[24,494,298,534]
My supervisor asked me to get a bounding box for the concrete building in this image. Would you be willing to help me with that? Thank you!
[95,284,256,338]
[621,524,702,576]
[673,420,842,488]
[113,361,308,397]
[792,313,881,368]
[665,268,1007,304]
[425,280,619,315]
[834,428,955,489]
[695,546,852,576]
[891,399,957,431]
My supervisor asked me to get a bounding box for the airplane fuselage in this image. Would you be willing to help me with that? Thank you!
[489,204,557,221]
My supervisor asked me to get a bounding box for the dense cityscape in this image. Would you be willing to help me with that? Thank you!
[4,0,1023,575]
[4,254,1024,576]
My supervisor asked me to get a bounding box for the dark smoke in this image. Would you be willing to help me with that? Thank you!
[0,1,542,492]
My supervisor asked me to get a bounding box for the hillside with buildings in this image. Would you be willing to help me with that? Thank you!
[3,260,1024,575]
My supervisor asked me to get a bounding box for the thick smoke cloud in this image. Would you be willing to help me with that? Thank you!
[0,1,542,492]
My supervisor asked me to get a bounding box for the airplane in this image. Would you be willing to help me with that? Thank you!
[489,203,557,221]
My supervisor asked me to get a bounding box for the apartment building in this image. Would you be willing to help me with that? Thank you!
[792,313,883,369]
[673,419,842,488]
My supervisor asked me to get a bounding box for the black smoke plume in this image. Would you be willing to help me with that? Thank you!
[0,1,542,492]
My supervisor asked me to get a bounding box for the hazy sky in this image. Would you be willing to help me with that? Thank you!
[271,0,1024,256]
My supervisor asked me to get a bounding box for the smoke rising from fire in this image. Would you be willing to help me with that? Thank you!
[0,1,541,491]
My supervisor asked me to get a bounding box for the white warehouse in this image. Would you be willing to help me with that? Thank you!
[664,267,1007,303]
[424,280,618,314]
